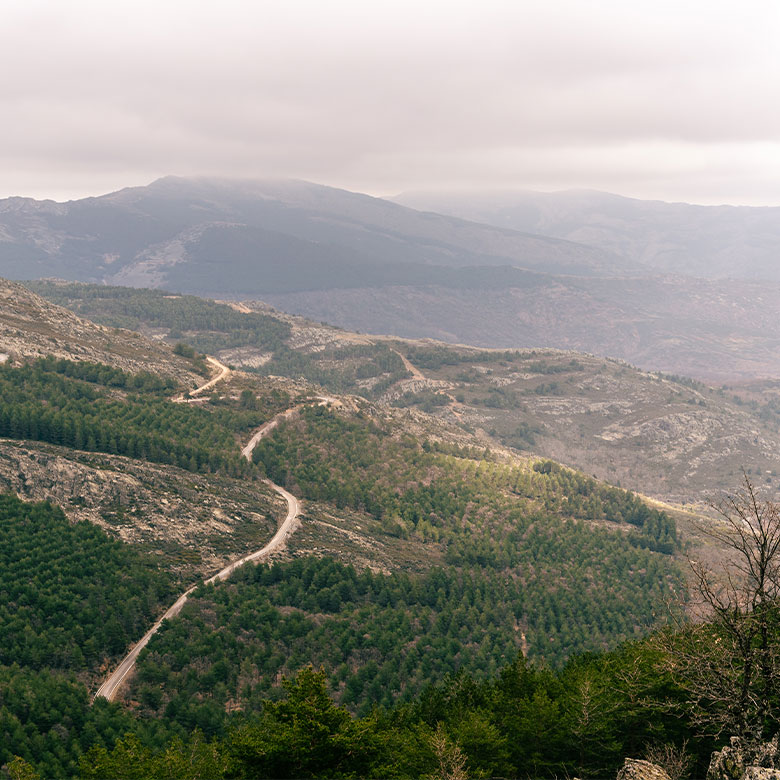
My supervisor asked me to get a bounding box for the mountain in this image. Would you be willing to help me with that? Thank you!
[257,272,780,382]
[0,176,626,292]
[0,277,757,778]
[7,177,780,382]
[394,188,780,280]
[0,277,203,383]
[30,280,780,508]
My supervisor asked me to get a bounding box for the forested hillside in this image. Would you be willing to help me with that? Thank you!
[0,279,732,779]
[28,280,780,507]
[0,357,263,477]
[0,494,174,673]
[9,634,723,779]
[25,282,291,355]
[0,495,179,777]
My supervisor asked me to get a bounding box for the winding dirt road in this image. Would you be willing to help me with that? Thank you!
[172,356,231,403]
[93,374,329,702]
[391,348,425,381]
[93,479,299,702]
[240,395,338,459]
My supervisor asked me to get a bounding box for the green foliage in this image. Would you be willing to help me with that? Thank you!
[499,421,544,448]
[0,495,220,778]
[391,390,451,412]
[27,356,177,394]
[527,359,585,374]
[79,732,226,780]
[130,557,526,722]
[254,406,680,568]
[6,757,41,780]
[226,667,381,779]
[403,346,519,371]
[0,358,265,477]
[0,665,168,779]
[0,666,122,779]
[26,281,290,354]
[172,342,197,359]
[258,343,409,398]
[78,636,719,780]
[473,386,523,408]
[0,494,174,671]
[250,409,685,679]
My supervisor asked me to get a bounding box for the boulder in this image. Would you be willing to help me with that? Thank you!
[616,758,671,780]
[744,769,780,780]
[708,736,780,780]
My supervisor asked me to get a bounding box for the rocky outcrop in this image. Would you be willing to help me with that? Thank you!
[707,736,780,780]
[744,769,780,780]
[0,438,282,578]
[0,277,201,384]
[616,758,671,780]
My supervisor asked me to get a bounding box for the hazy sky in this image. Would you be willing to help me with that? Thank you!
[4,0,780,204]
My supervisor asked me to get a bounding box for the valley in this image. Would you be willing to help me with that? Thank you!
[8,1,780,772]
[32,280,780,508]
[95,366,308,703]
[0,277,704,777]
[3,255,780,779]
[9,178,780,382]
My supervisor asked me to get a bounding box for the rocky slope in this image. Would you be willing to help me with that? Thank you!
[258,273,780,383]
[0,278,203,383]
[6,178,780,382]
[0,176,623,289]
[0,439,281,579]
[158,295,777,506]
[30,280,780,508]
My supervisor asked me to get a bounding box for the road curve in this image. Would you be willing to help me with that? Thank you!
[172,356,231,403]
[94,479,299,702]
[240,395,338,460]
[93,389,330,702]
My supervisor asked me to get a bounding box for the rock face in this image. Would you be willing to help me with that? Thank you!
[0,438,281,579]
[744,769,780,780]
[616,758,671,780]
[0,278,201,384]
[707,736,780,780]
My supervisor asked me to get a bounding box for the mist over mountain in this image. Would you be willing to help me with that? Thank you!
[5,176,780,381]
[258,272,780,382]
[394,188,780,280]
[0,176,625,293]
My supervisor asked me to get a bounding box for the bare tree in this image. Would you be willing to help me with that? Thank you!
[428,724,469,780]
[643,740,692,780]
[660,474,780,741]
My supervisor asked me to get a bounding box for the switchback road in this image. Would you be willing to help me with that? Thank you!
[172,356,230,403]
[93,377,330,702]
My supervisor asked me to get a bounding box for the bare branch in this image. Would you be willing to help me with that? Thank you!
[662,474,780,740]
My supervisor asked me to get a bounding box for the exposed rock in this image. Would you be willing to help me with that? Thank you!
[707,736,780,780]
[0,277,201,384]
[0,438,282,579]
[616,758,671,780]
[217,345,272,369]
[744,769,780,780]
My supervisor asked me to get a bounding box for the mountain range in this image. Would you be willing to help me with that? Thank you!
[0,176,621,289]
[395,187,780,280]
[0,274,765,778]
[4,177,780,382]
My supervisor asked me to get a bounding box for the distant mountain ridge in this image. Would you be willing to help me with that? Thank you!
[6,177,780,381]
[24,278,780,507]
[257,273,780,382]
[394,188,780,280]
[0,176,628,293]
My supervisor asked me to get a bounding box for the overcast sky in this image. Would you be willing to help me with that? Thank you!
[3,0,780,204]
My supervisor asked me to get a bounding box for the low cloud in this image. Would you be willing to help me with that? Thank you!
[3,0,780,204]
